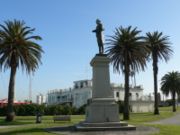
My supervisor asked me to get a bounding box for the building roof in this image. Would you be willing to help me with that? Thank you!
[73,79,91,83]
[0,98,30,104]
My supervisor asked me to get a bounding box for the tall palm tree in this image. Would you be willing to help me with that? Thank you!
[161,71,180,112]
[144,31,173,115]
[106,26,149,120]
[0,20,43,121]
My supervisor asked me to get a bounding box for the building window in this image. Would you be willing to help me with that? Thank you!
[80,82,83,88]
[85,81,88,87]
[57,96,60,101]
[75,84,78,89]
[129,93,132,100]
[116,92,119,97]
[136,93,139,100]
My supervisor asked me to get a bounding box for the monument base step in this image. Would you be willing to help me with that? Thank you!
[78,121,128,127]
[75,121,136,131]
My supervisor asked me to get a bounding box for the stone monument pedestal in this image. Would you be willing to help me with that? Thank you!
[75,54,136,131]
[86,98,119,123]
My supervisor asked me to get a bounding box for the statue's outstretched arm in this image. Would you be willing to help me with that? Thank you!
[92,29,97,32]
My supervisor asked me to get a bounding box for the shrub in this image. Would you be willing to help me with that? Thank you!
[44,105,57,115]
[76,104,86,114]
[0,106,6,116]
[165,99,173,106]
[0,103,90,116]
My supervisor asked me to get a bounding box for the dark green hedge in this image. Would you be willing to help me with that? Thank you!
[0,101,124,116]
[0,104,84,116]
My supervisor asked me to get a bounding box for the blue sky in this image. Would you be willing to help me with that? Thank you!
[0,0,180,101]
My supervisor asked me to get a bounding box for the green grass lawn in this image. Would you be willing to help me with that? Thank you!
[0,115,85,135]
[0,107,179,135]
[127,106,180,124]
[128,107,180,135]
[151,125,180,135]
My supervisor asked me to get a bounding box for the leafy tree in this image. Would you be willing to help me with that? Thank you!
[76,104,86,114]
[106,26,148,120]
[61,104,72,115]
[161,71,180,112]
[144,31,173,114]
[0,20,43,121]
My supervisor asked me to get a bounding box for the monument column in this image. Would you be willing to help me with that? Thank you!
[85,54,119,123]
[91,54,113,98]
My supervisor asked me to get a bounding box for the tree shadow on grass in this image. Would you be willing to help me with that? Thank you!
[0,120,34,126]
[0,128,44,135]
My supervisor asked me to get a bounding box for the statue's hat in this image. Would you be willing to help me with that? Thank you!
[96,19,101,24]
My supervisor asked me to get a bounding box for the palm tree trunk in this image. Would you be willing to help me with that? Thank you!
[153,54,159,115]
[123,54,130,120]
[6,67,16,121]
[172,90,176,112]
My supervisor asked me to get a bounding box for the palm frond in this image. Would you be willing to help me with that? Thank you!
[145,31,173,63]
[106,26,149,74]
[161,71,180,96]
[0,19,43,74]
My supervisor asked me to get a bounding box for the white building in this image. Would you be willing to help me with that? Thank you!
[72,80,92,108]
[47,80,92,108]
[112,84,143,101]
[47,79,154,112]
[47,89,72,105]
[36,94,46,105]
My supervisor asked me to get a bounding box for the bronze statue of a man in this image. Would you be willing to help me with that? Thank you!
[92,19,104,54]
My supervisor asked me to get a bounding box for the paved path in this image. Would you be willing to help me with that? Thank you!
[149,113,180,125]
[0,124,36,129]
[46,126,159,135]
[0,125,18,129]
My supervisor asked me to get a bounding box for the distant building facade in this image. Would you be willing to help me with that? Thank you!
[36,94,46,105]
[47,89,72,105]
[47,80,92,108]
[112,84,143,101]
[72,80,92,108]
[47,79,154,112]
